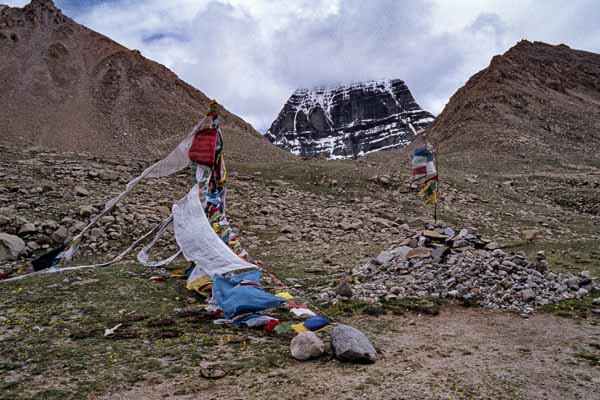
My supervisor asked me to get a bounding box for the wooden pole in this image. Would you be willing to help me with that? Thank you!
[434,144,439,225]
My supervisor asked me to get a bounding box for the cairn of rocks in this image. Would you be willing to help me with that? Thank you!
[320,226,598,313]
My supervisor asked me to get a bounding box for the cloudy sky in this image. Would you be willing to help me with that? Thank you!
[5,0,600,132]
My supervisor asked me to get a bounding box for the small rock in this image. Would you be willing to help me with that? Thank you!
[51,226,69,243]
[391,245,412,259]
[335,278,353,298]
[492,249,506,257]
[18,223,37,236]
[79,205,97,217]
[156,206,171,217]
[378,175,391,185]
[374,250,394,266]
[74,186,89,197]
[330,324,377,364]
[485,242,500,250]
[520,289,536,302]
[101,216,115,224]
[592,298,600,306]
[453,239,470,248]
[523,229,541,241]
[290,332,325,361]
[280,225,295,234]
[431,245,450,263]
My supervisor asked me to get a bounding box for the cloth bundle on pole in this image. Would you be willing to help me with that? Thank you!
[411,147,439,206]
[411,147,437,181]
[2,100,255,283]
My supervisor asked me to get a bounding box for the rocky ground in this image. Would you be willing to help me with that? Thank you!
[1,144,600,399]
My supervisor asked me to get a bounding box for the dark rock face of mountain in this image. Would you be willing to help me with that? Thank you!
[0,0,287,162]
[265,79,434,159]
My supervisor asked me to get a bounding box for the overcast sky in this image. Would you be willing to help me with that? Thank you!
[5,0,600,132]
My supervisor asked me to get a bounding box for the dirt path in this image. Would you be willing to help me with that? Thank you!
[103,308,600,400]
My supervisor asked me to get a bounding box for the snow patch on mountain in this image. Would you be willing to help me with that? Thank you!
[266,79,434,159]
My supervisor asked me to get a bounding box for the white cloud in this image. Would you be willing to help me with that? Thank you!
[2,0,29,6]
[9,0,600,132]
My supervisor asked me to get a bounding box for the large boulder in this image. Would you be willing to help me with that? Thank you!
[290,332,325,361]
[0,233,26,261]
[330,324,377,364]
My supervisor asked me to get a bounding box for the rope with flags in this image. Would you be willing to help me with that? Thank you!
[411,145,439,221]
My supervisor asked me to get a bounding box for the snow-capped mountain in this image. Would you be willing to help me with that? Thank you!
[265,79,435,159]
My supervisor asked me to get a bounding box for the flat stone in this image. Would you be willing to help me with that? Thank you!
[406,248,432,259]
[330,324,377,364]
[592,298,600,306]
[422,230,448,240]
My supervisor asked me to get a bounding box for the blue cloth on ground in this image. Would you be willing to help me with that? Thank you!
[303,316,334,331]
[227,270,262,285]
[213,271,286,319]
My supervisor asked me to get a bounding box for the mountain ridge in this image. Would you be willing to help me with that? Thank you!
[424,40,600,168]
[0,0,289,162]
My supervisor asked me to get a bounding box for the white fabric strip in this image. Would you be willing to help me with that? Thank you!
[175,183,255,278]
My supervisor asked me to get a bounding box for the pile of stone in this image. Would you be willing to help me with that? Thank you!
[320,226,598,313]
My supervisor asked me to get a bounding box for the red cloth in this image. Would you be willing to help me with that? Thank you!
[188,128,218,166]
[264,320,280,332]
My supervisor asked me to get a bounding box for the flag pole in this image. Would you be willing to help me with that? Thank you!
[434,145,439,225]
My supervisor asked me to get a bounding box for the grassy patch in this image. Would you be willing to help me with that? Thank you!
[539,289,600,318]
[0,265,290,399]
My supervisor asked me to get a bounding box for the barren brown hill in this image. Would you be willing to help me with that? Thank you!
[424,40,600,169]
[0,0,289,162]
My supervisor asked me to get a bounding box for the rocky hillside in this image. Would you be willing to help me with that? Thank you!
[0,0,288,162]
[266,79,434,159]
[425,40,600,168]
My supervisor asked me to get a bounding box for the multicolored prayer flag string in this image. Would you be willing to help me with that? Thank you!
[418,176,438,205]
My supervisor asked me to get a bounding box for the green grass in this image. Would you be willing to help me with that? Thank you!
[539,289,600,318]
[0,265,291,399]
